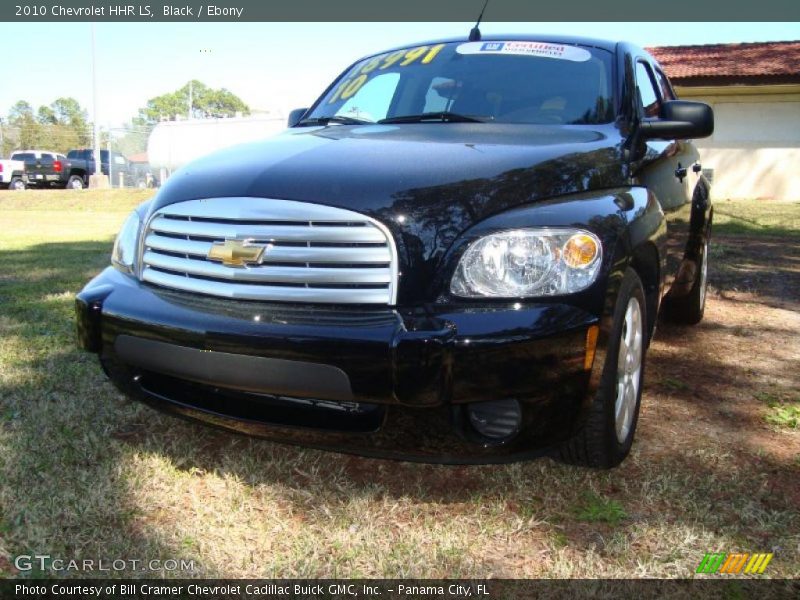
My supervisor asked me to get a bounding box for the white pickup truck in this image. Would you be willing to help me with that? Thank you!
[0,158,27,189]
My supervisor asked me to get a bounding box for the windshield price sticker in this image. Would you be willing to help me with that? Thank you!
[327,44,445,104]
[456,41,591,62]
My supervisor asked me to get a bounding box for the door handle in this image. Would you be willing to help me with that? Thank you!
[692,163,702,173]
[675,163,687,182]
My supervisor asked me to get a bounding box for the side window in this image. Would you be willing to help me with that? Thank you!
[337,72,400,122]
[40,153,54,162]
[635,61,660,118]
[654,68,676,101]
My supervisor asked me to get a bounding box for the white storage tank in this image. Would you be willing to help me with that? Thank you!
[147,115,287,177]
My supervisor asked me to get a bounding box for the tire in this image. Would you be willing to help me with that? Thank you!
[9,177,26,191]
[67,175,85,190]
[558,268,647,469]
[664,239,708,325]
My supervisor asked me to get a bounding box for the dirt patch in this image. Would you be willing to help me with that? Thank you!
[642,230,800,519]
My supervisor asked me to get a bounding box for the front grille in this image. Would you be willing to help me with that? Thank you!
[139,197,398,304]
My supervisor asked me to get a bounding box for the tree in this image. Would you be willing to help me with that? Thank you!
[9,100,34,122]
[138,80,250,123]
[37,106,57,125]
[47,97,91,148]
[50,97,89,130]
[4,97,91,153]
[8,101,40,150]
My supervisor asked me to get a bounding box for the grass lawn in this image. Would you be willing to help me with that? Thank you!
[0,191,798,579]
[713,199,800,238]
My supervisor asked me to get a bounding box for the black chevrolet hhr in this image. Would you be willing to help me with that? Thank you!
[76,35,713,468]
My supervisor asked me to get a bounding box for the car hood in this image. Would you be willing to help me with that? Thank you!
[155,123,624,213]
[150,123,627,300]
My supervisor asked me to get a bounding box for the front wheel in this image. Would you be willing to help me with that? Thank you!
[558,268,647,469]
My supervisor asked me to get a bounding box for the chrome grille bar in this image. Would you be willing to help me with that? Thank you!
[143,252,393,284]
[141,269,393,303]
[149,217,387,243]
[144,234,392,263]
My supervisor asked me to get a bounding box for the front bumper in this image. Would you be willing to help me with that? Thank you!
[77,267,604,463]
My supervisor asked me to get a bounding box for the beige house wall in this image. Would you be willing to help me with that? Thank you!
[674,84,800,201]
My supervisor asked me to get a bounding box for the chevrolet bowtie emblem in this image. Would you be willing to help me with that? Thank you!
[207,239,269,267]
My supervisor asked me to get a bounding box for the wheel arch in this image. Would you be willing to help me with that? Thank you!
[628,241,660,343]
[689,174,713,253]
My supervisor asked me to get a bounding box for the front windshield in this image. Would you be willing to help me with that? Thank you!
[306,40,615,125]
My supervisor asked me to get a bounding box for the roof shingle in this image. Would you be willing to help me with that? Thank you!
[648,40,800,85]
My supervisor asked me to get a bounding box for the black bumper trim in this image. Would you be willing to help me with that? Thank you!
[114,334,354,401]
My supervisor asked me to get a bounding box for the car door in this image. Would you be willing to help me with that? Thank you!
[631,58,697,289]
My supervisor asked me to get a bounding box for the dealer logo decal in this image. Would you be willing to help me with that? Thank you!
[696,552,773,574]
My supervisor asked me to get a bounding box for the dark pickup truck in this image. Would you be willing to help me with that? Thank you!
[65,149,134,189]
[77,35,713,468]
[10,150,70,188]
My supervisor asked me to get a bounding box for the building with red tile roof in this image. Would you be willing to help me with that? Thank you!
[648,41,800,200]
[649,41,800,86]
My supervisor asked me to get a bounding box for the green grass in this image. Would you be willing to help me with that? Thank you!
[765,404,800,429]
[713,199,800,238]
[574,493,627,525]
[0,188,151,212]
[0,191,799,579]
[754,392,800,429]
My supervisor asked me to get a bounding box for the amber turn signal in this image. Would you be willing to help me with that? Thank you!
[563,233,600,269]
[584,324,600,371]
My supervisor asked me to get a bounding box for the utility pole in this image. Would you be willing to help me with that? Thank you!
[89,23,109,188]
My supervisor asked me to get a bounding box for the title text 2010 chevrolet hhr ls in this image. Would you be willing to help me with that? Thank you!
[76,36,714,467]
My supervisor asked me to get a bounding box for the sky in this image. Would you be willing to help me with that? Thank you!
[1,21,798,128]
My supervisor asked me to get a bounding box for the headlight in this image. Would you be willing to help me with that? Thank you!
[450,228,602,297]
[111,211,141,274]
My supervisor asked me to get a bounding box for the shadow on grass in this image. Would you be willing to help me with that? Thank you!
[1,240,799,577]
[1,240,187,578]
[709,233,800,311]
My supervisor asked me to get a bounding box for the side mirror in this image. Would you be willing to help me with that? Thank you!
[287,108,309,128]
[640,100,714,140]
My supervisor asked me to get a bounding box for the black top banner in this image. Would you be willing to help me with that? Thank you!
[1,0,799,22]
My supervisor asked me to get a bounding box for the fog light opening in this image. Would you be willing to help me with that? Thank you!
[467,399,522,442]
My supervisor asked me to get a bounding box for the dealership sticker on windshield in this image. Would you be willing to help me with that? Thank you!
[456,41,591,62]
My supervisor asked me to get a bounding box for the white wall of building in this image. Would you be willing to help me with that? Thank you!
[677,85,800,201]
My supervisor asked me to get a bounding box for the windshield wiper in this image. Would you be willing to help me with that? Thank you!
[296,115,372,126]
[378,111,487,124]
